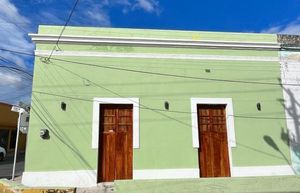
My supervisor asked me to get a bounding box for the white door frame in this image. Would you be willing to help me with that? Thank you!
[191,98,236,176]
[92,98,140,149]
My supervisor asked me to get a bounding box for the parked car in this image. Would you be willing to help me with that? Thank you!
[0,146,6,161]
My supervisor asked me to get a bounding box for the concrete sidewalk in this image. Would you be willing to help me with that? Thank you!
[115,175,300,193]
[0,179,75,193]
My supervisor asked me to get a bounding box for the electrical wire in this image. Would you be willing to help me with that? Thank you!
[37,62,300,123]
[0,56,33,78]
[32,85,300,120]
[30,95,294,164]
[0,13,28,33]
[47,0,80,60]
[0,47,299,87]
[51,57,293,86]
[0,65,32,78]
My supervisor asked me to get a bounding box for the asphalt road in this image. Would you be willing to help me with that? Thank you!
[0,152,25,179]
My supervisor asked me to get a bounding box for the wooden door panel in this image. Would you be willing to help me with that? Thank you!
[212,133,222,177]
[98,104,133,183]
[199,133,212,177]
[115,132,132,179]
[115,107,133,180]
[100,132,116,182]
[198,104,231,178]
[220,133,231,176]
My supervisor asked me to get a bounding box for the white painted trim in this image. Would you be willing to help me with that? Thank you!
[133,168,200,179]
[22,170,97,187]
[22,165,294,187]
[29,34,280,50]
[232,165,295,177]
[190,98,235,177]
[134,165,295,180]
[190,98,236,148]
[92,98,140,149]
[29,33,278,45]
[35,50,278,62]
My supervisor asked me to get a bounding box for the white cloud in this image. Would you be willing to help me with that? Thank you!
[39,11,65,25]
[0,50,28,69]
[0,0,34,55]
[0,71,22,86]
[0,69,32,104]
[0,0,162,105]
[0,0,33,104]
[0,0,29,24]
[133,0,160,15]
[84,9,111,26]
[262,17,300,35]
[79,0,161,25]
[105,0,131,6]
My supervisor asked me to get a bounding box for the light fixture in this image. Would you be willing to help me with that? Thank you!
[164,101,169,110]
[40,129,49,139]
[61,102,67,111]
[257,102,261,111]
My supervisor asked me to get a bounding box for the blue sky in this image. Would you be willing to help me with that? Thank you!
[0,0,300,105]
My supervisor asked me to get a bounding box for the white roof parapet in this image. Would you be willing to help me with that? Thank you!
[29,33,281,51]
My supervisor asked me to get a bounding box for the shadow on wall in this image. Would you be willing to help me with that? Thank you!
[263,135,295,174]
[281,85,300,173]
[269,78,300,174]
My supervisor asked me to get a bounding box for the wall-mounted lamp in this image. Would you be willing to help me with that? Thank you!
[164,101,169,110]
[257,102,262,111]
[40,129,49,139]
[61,102,67,111]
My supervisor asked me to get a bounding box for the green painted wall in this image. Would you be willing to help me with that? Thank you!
[25,26,291,172]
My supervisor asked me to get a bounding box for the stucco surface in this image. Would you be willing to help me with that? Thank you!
[25,26,290,172]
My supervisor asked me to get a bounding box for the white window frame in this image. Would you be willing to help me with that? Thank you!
[92,97,140,149]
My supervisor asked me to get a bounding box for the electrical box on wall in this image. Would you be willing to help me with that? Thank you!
[20,111,30,134]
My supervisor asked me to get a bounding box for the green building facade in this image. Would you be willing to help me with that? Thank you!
[22,26,300,187]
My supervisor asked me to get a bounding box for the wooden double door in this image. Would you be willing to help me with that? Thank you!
[197,104,231,177]
[97,104,133,182]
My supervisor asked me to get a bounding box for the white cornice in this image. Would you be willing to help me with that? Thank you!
[29,33,281,50]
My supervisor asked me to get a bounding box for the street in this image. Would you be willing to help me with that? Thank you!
[0,152,25,179]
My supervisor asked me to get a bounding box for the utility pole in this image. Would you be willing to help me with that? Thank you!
[11,106,29,180]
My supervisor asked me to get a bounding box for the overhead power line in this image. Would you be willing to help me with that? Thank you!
[32,90,299,120]
[45,63,300,121]
[49,63,193,128]
[51,57,295,86]
[0,55,33,79]
[30,97,292,162]
[0,65,32,79]
[0,55,32,72]
[0,64,33,79]
[47,0,80,60]
[0,14,28,33]
[0,47,299,87]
